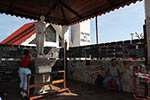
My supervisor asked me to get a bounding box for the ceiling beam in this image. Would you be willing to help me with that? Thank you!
[45,0,58,19]
[61,6,67,24]
[59,0,82,19]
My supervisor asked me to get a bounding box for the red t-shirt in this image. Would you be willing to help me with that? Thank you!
[21,55,30,68]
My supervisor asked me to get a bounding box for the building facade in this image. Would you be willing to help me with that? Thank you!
[71,20,91,47]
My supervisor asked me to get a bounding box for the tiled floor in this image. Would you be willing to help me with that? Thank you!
[1,80,134,100]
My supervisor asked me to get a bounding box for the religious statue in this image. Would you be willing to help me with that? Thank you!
[35,16,46,57]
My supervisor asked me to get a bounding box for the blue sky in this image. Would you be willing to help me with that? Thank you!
[0,1,145,44]
[90,1,145,44]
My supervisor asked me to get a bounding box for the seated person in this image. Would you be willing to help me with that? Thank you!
[103,58,123,91]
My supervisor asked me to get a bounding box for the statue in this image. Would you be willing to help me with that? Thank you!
[35,16,46,57]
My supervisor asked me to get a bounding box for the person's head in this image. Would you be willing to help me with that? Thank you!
[24,49,30,56]
[40,15,45,22]
[111,58,116,66]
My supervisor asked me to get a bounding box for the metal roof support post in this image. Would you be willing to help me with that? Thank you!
[96,16,98,45]
[145,0,150,68]
[95,16,99,59]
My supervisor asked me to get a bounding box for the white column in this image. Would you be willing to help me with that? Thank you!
[145,0,150,65]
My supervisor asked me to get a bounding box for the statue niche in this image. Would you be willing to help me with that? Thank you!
[45,25,56,42]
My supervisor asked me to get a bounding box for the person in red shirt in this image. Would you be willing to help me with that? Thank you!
[18,49,36,97]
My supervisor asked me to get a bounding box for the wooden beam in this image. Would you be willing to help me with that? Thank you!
[29,88,69,100]
[45,0,58,19]
[45,0,52,18]
[59,0,82,19]
[61,5,67,24]
[52,79,64,84]
[27,70,65,77]
[64,41,67,88]
[29,79,64,88]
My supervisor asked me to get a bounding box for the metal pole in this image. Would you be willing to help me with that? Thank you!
[95,16,99,59]
[96,16,98,44]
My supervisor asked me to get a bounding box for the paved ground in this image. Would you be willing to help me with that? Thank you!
[1,80,134,100]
